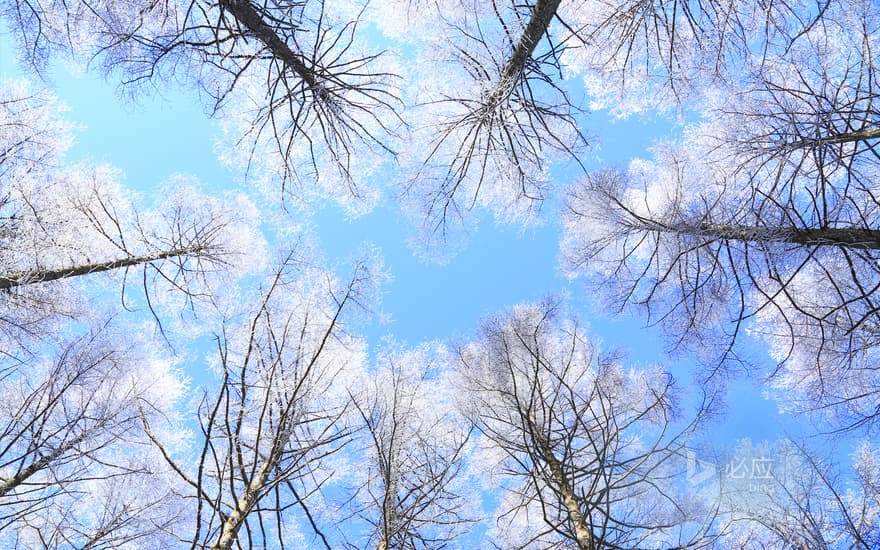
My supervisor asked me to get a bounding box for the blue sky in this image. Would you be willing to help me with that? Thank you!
[0,25,805,463]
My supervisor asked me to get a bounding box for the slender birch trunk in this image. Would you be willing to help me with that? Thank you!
[0,245,205,291]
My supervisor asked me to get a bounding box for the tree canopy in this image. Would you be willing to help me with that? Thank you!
[1,0,879,548]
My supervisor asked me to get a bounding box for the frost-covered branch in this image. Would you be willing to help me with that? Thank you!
[403,0,585,242]
[0,81,264,352]
[1,1,402,212]
[457,301,718,548]
[0,322,184,547]
[342,344,477,548]
[720,439,880,548]
[146,252,379,549]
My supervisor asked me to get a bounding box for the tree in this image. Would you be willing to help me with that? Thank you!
[0,320,186,549]
[393,0,586,242]
[0,80,264,354]
[0,77,267,548]
[2,1,850,231]
[1,0,403,213]
[457,301,717,549]
[6,0,586,229]
[5,0,879,547]
[342,342,477,549]
[143,251,380,549]
[381,0,835,243]
[556,0,835,115]
[719,439,880,549]
[561,0,880,430]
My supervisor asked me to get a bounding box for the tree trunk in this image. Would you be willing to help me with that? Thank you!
[0,245,205,291]
[487,0,562,107]
[530,415,595,550]
[792,126,880,148]
[209,459,274,550]
[378,469,398,550]
[218,0,323,92]
[542,445,595,550]
[0,433,87,497]
[687,223,880,250]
